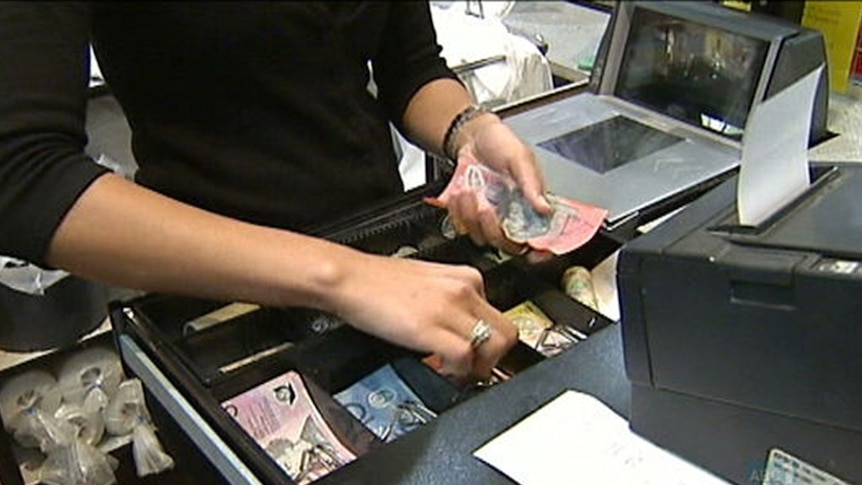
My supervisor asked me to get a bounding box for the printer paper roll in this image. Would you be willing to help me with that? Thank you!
[54,404,105,447]
[0,370,62,431]
[57,347,124,407]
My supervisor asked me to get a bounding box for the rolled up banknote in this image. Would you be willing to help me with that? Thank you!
[426,161,607,255]
[561,265,600,312]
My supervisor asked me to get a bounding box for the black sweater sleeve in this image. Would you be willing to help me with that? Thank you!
[0,2,108,266]
[372,1,462,135]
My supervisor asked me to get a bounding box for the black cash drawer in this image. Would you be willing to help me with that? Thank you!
[110,182,623,485]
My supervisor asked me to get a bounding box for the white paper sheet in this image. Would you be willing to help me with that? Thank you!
[737,66,824,226]
[473,390,729,485]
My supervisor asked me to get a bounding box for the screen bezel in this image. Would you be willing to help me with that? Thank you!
[596,1,789,144]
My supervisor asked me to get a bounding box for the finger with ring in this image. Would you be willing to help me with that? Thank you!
[469,319,492,349]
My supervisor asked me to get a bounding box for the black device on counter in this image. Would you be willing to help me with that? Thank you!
[618,162,862,485]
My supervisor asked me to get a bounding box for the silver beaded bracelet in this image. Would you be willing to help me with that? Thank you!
[443,104,491,161]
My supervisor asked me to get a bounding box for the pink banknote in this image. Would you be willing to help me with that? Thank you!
[426,161,607,255]
[222,371,356,484]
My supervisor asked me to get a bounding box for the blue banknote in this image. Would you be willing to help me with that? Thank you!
[334,364,436,442]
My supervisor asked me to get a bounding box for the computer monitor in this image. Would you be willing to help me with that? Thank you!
[593,0,828,144]
[615,7,769,139]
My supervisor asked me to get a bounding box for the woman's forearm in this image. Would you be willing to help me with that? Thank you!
[46,172,520,378]
[46,173,357,311]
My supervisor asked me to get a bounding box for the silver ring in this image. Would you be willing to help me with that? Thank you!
[469,319,492,349]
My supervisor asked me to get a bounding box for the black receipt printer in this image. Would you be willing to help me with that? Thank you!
[618,162,862,484]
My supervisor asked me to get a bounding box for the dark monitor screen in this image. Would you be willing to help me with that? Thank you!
[615,7,770,140]
[537,116,683,174]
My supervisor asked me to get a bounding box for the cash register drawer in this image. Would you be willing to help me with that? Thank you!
[109,181,622,485]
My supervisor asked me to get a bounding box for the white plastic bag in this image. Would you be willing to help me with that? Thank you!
[105,379,174,476]
[0,257,67,295]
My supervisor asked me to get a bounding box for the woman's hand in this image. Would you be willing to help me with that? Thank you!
[327,251,518,381]
[45,172,514,382]
[446,113,554,263]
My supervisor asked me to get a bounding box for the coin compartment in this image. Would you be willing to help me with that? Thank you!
[313,193,453,258]
[126,296,352,388]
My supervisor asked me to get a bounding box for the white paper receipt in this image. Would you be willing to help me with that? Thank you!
[736,65,824,226]
[473,390,730,485]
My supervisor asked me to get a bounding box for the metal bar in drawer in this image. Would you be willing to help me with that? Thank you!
[118,334,263,485]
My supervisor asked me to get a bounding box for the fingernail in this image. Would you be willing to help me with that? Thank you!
[422,354,444,372]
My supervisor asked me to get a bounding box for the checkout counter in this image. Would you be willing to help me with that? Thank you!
[0,1,858,484]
